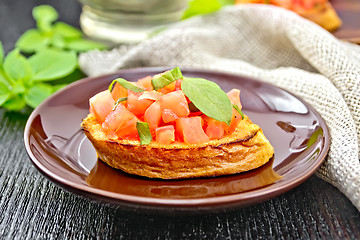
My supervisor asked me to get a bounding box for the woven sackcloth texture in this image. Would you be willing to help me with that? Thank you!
[79,5,360,211]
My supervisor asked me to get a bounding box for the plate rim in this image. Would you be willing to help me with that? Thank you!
[24,67,331,209]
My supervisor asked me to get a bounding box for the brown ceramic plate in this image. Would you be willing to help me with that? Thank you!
[24,67,330,213]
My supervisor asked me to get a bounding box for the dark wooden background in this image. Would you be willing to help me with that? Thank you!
[0,0,359,238]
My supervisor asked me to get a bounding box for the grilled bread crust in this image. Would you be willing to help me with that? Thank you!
[299,2,342,32]
[81,114,274,179]
[235,1,342,31]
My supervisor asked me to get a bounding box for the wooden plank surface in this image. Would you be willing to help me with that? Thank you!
[0,0,359,238]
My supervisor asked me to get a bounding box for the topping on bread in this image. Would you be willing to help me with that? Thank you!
[81,68,275,179]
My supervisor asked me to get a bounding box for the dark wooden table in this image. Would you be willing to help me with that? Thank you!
[0,0,359,239]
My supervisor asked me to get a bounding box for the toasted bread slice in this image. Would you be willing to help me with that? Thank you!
[299,2,342,32]
[235,0,342,32]
[81,114,274,179]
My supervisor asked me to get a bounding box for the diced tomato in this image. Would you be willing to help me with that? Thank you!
[156,79,182,94]
[110,82,128,102]
[227,89,242,109]
[300,0,314,9]
[269,0,324,12]
[237,0,327,13]
[144,101,162,133]
[127,91,154,117]
[224,109,242,134]
[157,81,176,94]
[203,115,226,140]
[155,125,175,144]
[174,79,182,91]
[176,117,209,144]
[138,91,162,101]
[102,103,139,139]
[270,0,292,9]
[136,76,153,91]
[159,90,190,123]
[226,89,243,134]
[291,1,306,12]
[89,90,115,123]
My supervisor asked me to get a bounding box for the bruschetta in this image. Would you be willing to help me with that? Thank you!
[81,68,274,179]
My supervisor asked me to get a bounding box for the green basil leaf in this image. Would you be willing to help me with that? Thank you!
[3,49,33,82]
[66,39,107,52]
[0,93,11,107]
[0,72,12,107]
[28,48,77,81]
[182,0,222,19]
[0,81,10,94]
[0,71,9,85]
[12,81,26,94]
[109,78,145,93]
[113,97,128,110]
[33,5,58,33]
[53,22,82,39]
[136,122,152,145]
[232,104,244,120]
[2,95,26,111]
[24,83,53,108]
[218,0,236,6]
[15,29,49,53]
[182,77,232,125]
[50,33,66,49]
[0,41,3,66]
[151,67,183,90]
[33,5,58,23]
[170,67,183,80]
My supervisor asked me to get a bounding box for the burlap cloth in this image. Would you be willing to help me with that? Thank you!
[79,5,360,211]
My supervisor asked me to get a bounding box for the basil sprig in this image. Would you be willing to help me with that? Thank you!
[16,5,106,53]
[151,67,183,90]
[0,47,77,110]
[181,77,233,125]
[109,78,145,93]
[136,122,152,145]
[0,5,108,112]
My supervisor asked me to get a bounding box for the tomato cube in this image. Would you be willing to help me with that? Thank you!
[102,103,139,139]
[225,109,242,134]
[271,0,292,9]
[144,101,162,134]
[176,117,209,144]
[227,89,242,109]
[159,90,190,123]
[155,125,175,144]
[110,82,128,102]
[89,90,115,123]
[174,79,182,91]
[138,91,162,101]
[127,91,154,117]
[226,89,242,134]
[157,81,176,94]
[203,116,226,140]
[136,76,153,91]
